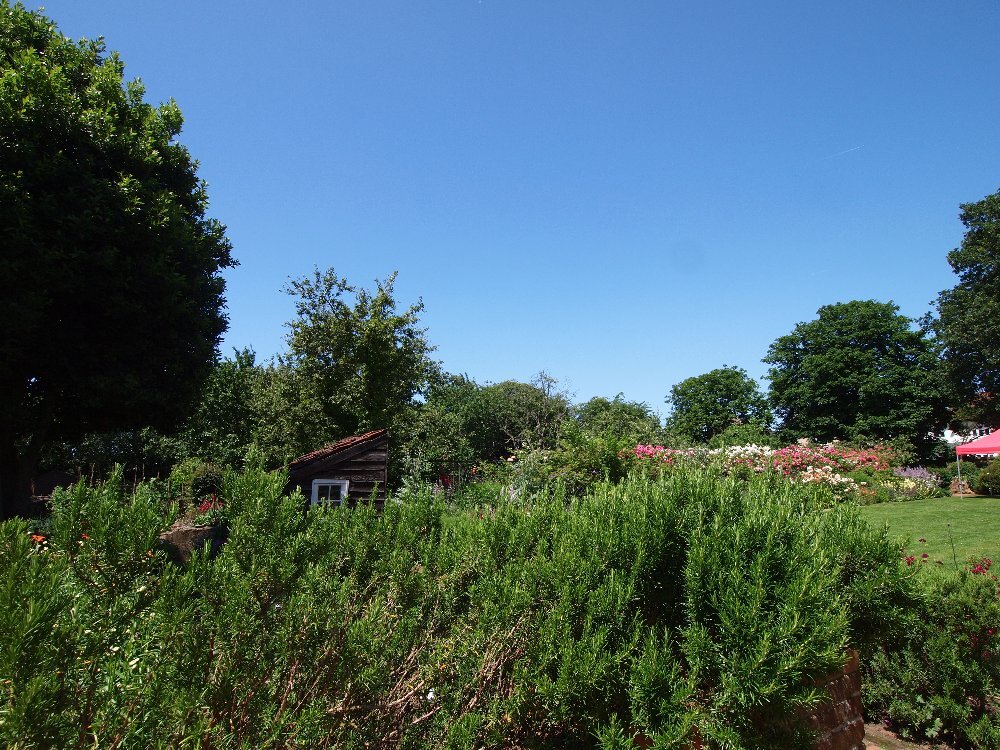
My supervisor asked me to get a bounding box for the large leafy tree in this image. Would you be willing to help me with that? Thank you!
[666,366,771,444]
[473,374,571,459]
[180,349,264,468]
[395,372,572,482]
[258,268,437,466]
[764,300,946,449]
[933,189,1000,425]
[572,394,665,445]
[0,3,234,518]
[393,373,480,481]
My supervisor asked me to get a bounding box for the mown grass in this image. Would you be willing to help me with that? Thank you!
[858,495,1000,568]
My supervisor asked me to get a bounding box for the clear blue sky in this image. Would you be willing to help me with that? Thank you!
[35,1,1000,417]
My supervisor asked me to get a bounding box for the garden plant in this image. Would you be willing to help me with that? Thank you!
[2,465,914,749]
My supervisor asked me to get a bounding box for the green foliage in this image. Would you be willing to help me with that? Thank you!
[573,395,666,445]
[251,268,437,471]
[862,562,1000,747]
[666,366,771,444]
[0,519,74,747]
[0,469,175,747]
[396,372,572,485]
[929,461,980,493]
[961,464,982,493]
[0,467,910,748]
[42,427,186,485]
[39,353,271,481]
[707,422,779,449]
[764,300,947,457]
[180,348,266,468]
[169,458,225,514]
[471,373,571,459]
[933,189,1000,426]
[975,456,1000,496]
[490,423,639,497]
[392,373,481,484]
[0,1,235,518]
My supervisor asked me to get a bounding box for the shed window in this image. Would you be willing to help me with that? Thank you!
[311,479,350,506]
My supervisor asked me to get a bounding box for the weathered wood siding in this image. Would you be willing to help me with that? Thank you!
[288,433,389,509]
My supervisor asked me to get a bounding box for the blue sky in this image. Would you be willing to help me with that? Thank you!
[35,1,1000,416]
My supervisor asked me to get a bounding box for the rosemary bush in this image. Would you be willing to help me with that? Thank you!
[0,467,908,749]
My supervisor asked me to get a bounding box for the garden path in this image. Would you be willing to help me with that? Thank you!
[864,722,946,750]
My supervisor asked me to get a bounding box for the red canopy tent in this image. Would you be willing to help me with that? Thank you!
[954,431,1000,496]
[955,431,1000,455]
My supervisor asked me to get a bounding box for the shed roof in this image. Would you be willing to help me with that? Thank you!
[288,429,388,471]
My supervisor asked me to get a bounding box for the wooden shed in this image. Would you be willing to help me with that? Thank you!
[287,429,389,509]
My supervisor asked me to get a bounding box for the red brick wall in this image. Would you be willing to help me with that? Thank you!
[801,649,865,750]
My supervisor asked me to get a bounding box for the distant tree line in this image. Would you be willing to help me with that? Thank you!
[668,187,1000,461]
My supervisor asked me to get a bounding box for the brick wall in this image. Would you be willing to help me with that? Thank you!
[801,649,865,750]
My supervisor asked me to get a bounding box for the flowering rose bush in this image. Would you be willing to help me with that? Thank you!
[796,465,860,501]
[632,441,913,502]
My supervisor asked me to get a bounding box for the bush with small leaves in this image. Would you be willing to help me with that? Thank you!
[0,466,911,748]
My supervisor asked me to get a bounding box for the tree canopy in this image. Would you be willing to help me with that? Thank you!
[764,300,946,449]
[392,372,573,483]
[252,268,437,467]
[933,188,1000,426]
[572,395,664,445]
[180,349,264,468]
[0,3,235,518]
[666,366,771,444]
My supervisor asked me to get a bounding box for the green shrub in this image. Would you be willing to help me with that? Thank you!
[962,464,982,493]
[0,467,910,748]
[169,457,225,511]
[862,559,1000,747]
[0,520,75,747]
[933,462,981,493]
[975,457,1000,496]
[707,422,780,449]
[929,464,956,486]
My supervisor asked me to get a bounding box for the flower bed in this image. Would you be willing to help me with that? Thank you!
[632,442,935,503]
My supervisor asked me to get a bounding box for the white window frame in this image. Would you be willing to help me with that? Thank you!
[311,479,350,506]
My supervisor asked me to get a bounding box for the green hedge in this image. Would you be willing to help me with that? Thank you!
[862,559,1000,748]
[1,468,909,749]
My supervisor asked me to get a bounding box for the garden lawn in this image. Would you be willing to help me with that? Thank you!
[858,496,1000,569]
